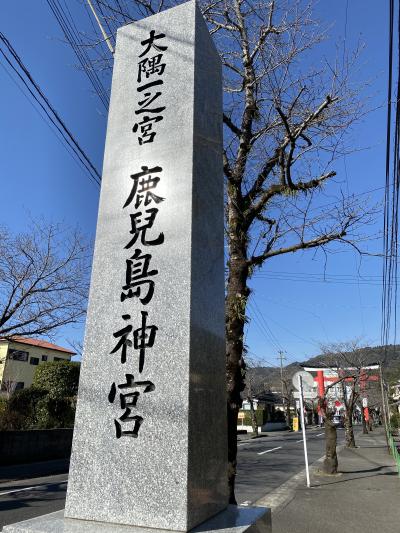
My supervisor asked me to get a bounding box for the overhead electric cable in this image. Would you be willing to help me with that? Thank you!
[381,0,400,361]
[0,30,101,187]
[47,0,110,110]
[0,57,97,181]
[248,301,283,353]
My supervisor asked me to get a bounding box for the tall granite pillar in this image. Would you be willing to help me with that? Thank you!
[4,2,271,532]
[64,1,226,531]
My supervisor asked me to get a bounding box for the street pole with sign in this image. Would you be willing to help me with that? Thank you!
[298,375,311,488]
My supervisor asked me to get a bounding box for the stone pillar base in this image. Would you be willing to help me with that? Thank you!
[4,506,271,533]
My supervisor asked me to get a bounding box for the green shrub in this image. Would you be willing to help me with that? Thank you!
[33,360,80,399]
[0,396,7,417]
[390,412,400,429]
[239,409,268,427]
[273,410,286,423]
[7,387,48,429]
[35,396,76,429]
[0,360,80,431]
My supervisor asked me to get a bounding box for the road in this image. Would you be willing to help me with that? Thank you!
[235,426,346,504]
[0,427,345,530]
[0,473,68,531]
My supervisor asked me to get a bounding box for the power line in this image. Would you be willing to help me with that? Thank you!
[248,303,282,354]
[253,271,397,286]
[47,0,110,110]
[256,270,384,279]
[0,30,101,187]
[0,57,97,182]
[248,300,285,354]
[382,0,400,360]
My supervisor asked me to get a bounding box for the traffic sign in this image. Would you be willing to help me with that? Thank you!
[292,371,314,391]
[293,391,317,399]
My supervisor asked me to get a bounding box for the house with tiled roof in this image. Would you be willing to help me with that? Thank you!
[0,337,75,394]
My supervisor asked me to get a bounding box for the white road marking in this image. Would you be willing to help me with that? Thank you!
[257,446,282,455]
[316,433,324,436]
[0,480,68,497]
[296,439,303,443]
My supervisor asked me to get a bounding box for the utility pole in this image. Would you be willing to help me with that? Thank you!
[277,350,287,421]
[87,0,115,54]
[379,363,390,451]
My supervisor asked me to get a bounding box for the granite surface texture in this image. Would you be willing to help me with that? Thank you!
[62,1,227,531]
[3,506,271,533]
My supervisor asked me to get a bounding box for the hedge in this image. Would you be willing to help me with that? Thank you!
[238,409,268,426]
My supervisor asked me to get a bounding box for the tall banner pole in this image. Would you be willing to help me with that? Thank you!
[298,375,311,487]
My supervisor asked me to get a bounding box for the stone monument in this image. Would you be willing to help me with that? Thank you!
[4,2,271,531]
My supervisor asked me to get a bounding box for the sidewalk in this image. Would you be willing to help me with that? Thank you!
[260,427,400,533]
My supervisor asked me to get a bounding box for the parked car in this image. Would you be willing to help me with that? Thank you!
[333,414,344,427]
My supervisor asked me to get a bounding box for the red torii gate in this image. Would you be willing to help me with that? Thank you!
[303,365,380,421]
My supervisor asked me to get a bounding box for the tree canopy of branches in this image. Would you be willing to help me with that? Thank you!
[0,222,90,340]
[318,340,383,471]
[63,0,379,502]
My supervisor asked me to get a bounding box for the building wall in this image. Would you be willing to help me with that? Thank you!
[0,340,72,391]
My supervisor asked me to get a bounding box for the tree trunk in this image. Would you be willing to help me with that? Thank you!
[344,415,356,448]
[361,409,368,434]
[323,417,338,474]
[286,399,292,429]
[248,395,258,436]
[226,216,249,504]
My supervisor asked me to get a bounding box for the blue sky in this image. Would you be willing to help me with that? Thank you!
[0,1,390,364]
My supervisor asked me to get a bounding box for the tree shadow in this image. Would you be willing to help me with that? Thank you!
[341,465,391,474]
[313,470,398,486]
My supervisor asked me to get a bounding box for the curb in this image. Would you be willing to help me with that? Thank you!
[253,444,345,514]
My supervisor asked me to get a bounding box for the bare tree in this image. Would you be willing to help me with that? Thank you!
[244,355,269,435]
[64,0,379,501]
[246,375,259,436]
[0,222,90,340]
[318,389,338,474]
[281,376,294,428]
[318,340,383,465]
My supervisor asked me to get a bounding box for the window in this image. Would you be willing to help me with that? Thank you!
[8,349,29,362]
[30,357,39,366]
[1,381,24,392]
[41,355,48,362]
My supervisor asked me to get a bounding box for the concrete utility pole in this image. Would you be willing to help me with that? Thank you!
[87,0,114,54]
[379,364,390,450]
[277,350,287,420]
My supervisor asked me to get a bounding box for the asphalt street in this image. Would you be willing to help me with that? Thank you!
[0,473,68,531]
[0,427,346,530]
[235,426,346,504]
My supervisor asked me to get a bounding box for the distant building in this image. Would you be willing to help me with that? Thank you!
[0,337,75,394]
[241,391,283,421]
[392,381,400,402]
